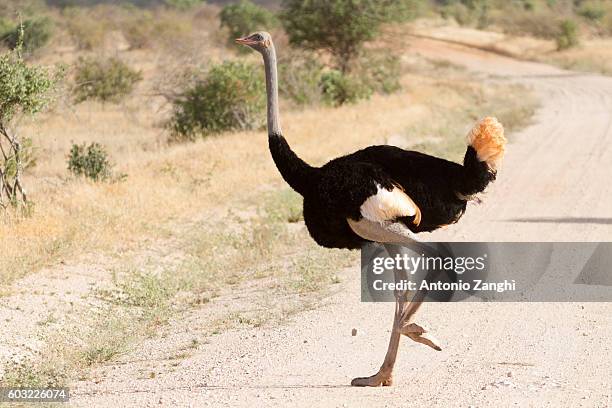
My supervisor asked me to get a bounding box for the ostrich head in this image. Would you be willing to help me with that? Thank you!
[235,31,273,53]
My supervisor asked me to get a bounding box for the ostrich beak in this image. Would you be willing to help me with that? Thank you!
[235,37,255,45]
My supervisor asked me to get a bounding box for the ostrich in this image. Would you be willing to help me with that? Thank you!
[236,32,506,387]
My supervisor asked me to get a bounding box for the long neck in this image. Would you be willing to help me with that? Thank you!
[261,43,317,196]
[263,45,282,136]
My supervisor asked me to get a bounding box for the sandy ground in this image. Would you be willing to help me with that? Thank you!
[4,37,612,407]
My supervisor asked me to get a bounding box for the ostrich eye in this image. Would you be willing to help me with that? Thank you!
[253,34,263,41]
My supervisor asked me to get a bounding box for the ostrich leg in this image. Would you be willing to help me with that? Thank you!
[351,244,441,387]
[351,245,419,387]
[350,274,407,386]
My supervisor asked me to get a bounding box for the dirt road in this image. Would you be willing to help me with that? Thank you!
[71,39,612,407]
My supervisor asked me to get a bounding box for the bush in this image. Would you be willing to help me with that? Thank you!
[73,57,142,104]
[577,1,606,22]
[67,142,112,181]
[220,0,277,47]
[282,0,419,73]
[168,61,266,141]
[556,19,579,50]
[320,70,372,106]
[3,17,53,54]
[278,52,324,106]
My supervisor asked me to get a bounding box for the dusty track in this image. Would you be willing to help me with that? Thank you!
[71,39,612,407]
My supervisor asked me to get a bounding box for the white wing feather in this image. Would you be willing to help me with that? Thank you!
[360,184,421,225]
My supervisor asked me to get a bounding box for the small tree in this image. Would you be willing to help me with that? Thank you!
[0,33,59,208]
[282,0,417,73]
[220,0,277,48]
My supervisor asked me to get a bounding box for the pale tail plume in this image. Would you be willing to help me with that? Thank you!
[466,117,507,170]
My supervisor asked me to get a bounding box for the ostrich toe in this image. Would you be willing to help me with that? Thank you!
[351,371,393,387]
[401,322,442,351]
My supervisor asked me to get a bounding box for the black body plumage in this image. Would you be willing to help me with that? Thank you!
[268,133,497,250]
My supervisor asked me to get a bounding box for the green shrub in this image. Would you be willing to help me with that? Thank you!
[67,142,112,181]
[278,52,324,106]
[577,1,606,21]
[3,17,53,54]
[168,61,266,141]
[556,19,579,50]
[320,70,372,106]
[220,0,277,47]
[73,57,142,104]
[282,0,419,73]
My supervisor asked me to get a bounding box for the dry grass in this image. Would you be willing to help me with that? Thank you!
[2,311,137,388]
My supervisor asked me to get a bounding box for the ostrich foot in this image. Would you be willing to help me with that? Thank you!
[351,371,393,387]
[401,323,442,351]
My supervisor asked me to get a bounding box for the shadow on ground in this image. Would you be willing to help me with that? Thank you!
[505,217,612,225]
